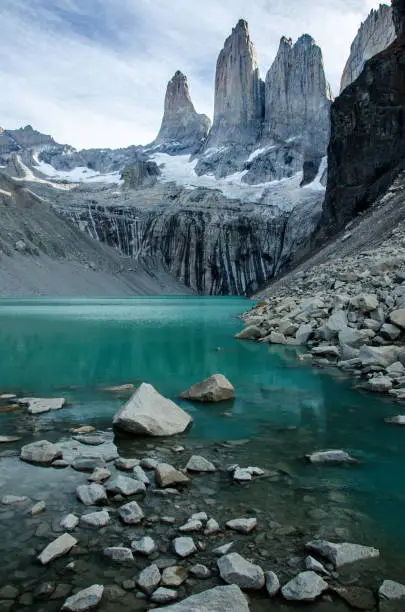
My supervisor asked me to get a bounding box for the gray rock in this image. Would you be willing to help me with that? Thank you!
[381,324,401,341]
[173,537,197,558]
[305,555,329,575]
[226,518,257,534]
[190,564,211,579]
[80,510,110,528]
[150,588,178,604]
[137,564,161,595]
[179,519,203,533]
[351,294,379,312]
[161,566,188,587]
[1,495,28,504]
[180,374,234,403]
[185,455,216,472]
[235,325,262,340]
[38,533,77,565]
[140,457,158,470]
[103,547,133,564]
[367,376,393,392]
[281,571,328,601]
[0,586,18,600]
[233,468,253,482]
[131,536,156,556]
[218,552,265,589]
[30,501,46,515]
[19,397,66,415]
[338,327,370,348]
[88,468,111,483]
[265,571,280,596]
[132,465,150,485]
[359,345,400,368]
[113,383,192,436]
[379,580,405,600]
[76,484,107,506]
[0,436,20,443]
[191,511,208,522]
[60,514,79,531]
[61,585,104,611]
[213,542,234,556]
[296,323,314,345]
[72,457,105,473]
[204,518,221,535]
[105,475,145,497]
[153,585,249,611]
[72,435,104,446]
[306,450,357,464]
[114,458,140,471]
[20,440,62,465]
[390,309,405,329]
[118,501,144,524]
[307,540,380,568]
[312,346,340,358]
[155,463,189,488]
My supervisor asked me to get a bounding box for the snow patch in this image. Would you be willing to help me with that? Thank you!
[303,156,327,192]
[247,146,276,163]
[33,155,123,185]
[12,156,73,191]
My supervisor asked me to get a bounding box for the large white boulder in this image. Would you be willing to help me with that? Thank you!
[180,374,234,403]
[217,553,264,589]
[153,585,249,611]
[20,440,62,465]
[113,383,192,436]
[307,540,380,568]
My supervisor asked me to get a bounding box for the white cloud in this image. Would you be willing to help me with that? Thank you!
[0,0,388,148]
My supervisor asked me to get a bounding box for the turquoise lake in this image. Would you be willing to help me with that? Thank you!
[1,296,405,607]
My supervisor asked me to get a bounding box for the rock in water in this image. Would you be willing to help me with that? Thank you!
[217,552,265,589]
[281,571,328,601]
[153,585,249,611]
[20,440,62,465]
[137,564,161,595]
[306,450,357,464]
[379,580,405,600]
[180,374,234,403]
[61,585,104,611]
[153,71,211,153]
[155,463,189,488]
[112,383,192,436]
[118,500,144,524]
[185,455,216,472]
[38,533,77,565]
[76,484,107,506]
[307,540,380,568]
[204,19,264,148]
[340,5,395,93]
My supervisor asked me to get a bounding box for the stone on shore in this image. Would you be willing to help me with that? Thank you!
[190,564,211,579]
[19,397,66,415]
[226,518,257,534]
[307,540,380,567]
[105,475,146,497]
[235,325,262,340]
[131,536,156,556]
[281,571,328,601]
[162,566,188,587]
[38,533,77,565]
[379,580,405,600]
[179,519,203,533]
[155,463,189,488]
[265,571,280,596]
[88,467,111,482]
[137,564,161,595]
[367,376,393,392]
[133,465,150,485]
[151,588,178,604]
[306,450,357,464]
[72,435,105,446]
[389,309,405,329]
[30,501,46,515]
[118,501,144,524]
[112,383,192,436]
[180,374,234,403]
[80,510,110,528]
[103,547,133,564]
[60,514,79,531]
[115,458,140,471]
[153,585,249,611]
[213,542,234,556]
[217,552,265,589]
[173,537,197,558]
[204,518,221,535]
[72,457,106,473]
[61,585,104,611]
[76,484,107,506]
[185,455,216,472]
[20,440,62,465]
[305,556,329,575]
[359,345,400,368]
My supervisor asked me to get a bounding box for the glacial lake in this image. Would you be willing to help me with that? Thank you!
[1,296,405,609]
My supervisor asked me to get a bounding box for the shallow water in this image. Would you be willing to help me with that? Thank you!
[0,297,405,609]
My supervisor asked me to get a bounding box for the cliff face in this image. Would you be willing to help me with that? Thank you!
[393,0,405,35]
[322,11,404,230]
[205,19,264,149]
[340,4,395,93]
[153,71,211,153]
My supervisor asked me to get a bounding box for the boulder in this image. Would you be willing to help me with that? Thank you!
[151,588,178,604]
[132,536,157,556]
[19,397,66,415]
[161,566,188,587]
[312,346,340,358]
[132,465,150,485]
[235,325,262,340]
[72,457,105,473]
[390,309,405,329]
[180,374,234,403]
[137,564,161,595]
[113,383,192,436]
[381,323,401,341]
[359,345,400,368]
[217,552,264,589]
[173,537,197,558]
[76,484,107,506]
[351,294,379,312]
[306,540,380,568]
[226,518,257,534]
[281,571,328,601]
[185,455,216,472]
[115,457,140,471]
[190,564,211,579]
[338,327,370,348]
[305,556,329,575]
[296,323,313,345]
[265,571,280,596]
[278,319,298,337]
[306,450,357,464]
[379,580,405,600]
[80,511,110,528]
[367,377,393,392]
[60,514,79,531]
[105,475,145,497]
[38,533,77,565]
[20,440,62,465]
[103,547,133,563]
[118,501,144,524]
[385,415,405,425]
[156,463,189,488]
[153,585,249,611]
[333,586,376,610]
[61,585,104,611]
[213,542,234,556]
[179,519,203,533]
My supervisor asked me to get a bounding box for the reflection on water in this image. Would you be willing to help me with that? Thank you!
[1,297,405,600]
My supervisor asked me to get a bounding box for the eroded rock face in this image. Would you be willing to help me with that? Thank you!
[393,0,405,36]
[205,20,264,148]
[340,5,396,93]
[154,71,211,153]
[322,27,405,232]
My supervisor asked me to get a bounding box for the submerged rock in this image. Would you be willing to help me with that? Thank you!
[20,440,62,465]
[306,450,357,464]
[180,374,234,403]
[307,540,380,568]
[103,547,133,564]
[385,415,405,426]
[265,571,280,596]
[113,383,192,436]
[281,571,328,601]
[217,552,265,589]
[105,475,145,497]
[76,484,107,506]
[80,510,110,528]
[118,501,144,525]
[153,585,249,611]
[38,533,77,565]
[61,585,104,611]
[379,580,405,600]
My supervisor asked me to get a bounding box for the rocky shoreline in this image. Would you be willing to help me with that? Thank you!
[1,381,405,611]
[237,217,405,420]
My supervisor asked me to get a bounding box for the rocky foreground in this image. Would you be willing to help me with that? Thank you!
[238,208,405,410]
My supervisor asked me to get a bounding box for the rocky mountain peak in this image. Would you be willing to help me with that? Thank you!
[393,0,405,36]
[204,19,264,148]
[340,4,395,93]
[153,71,211,153]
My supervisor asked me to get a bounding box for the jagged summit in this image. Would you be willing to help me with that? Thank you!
[340,4,395,93]
[153,70,211,154]
[204,18,264,148]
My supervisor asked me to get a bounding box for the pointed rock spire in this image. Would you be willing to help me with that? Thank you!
[263,34,332,158]
[340,5,395,93]
[205,19,264,148]
[154,70,211,153]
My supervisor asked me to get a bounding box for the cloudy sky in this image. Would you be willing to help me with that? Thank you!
[0,0,386,149]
